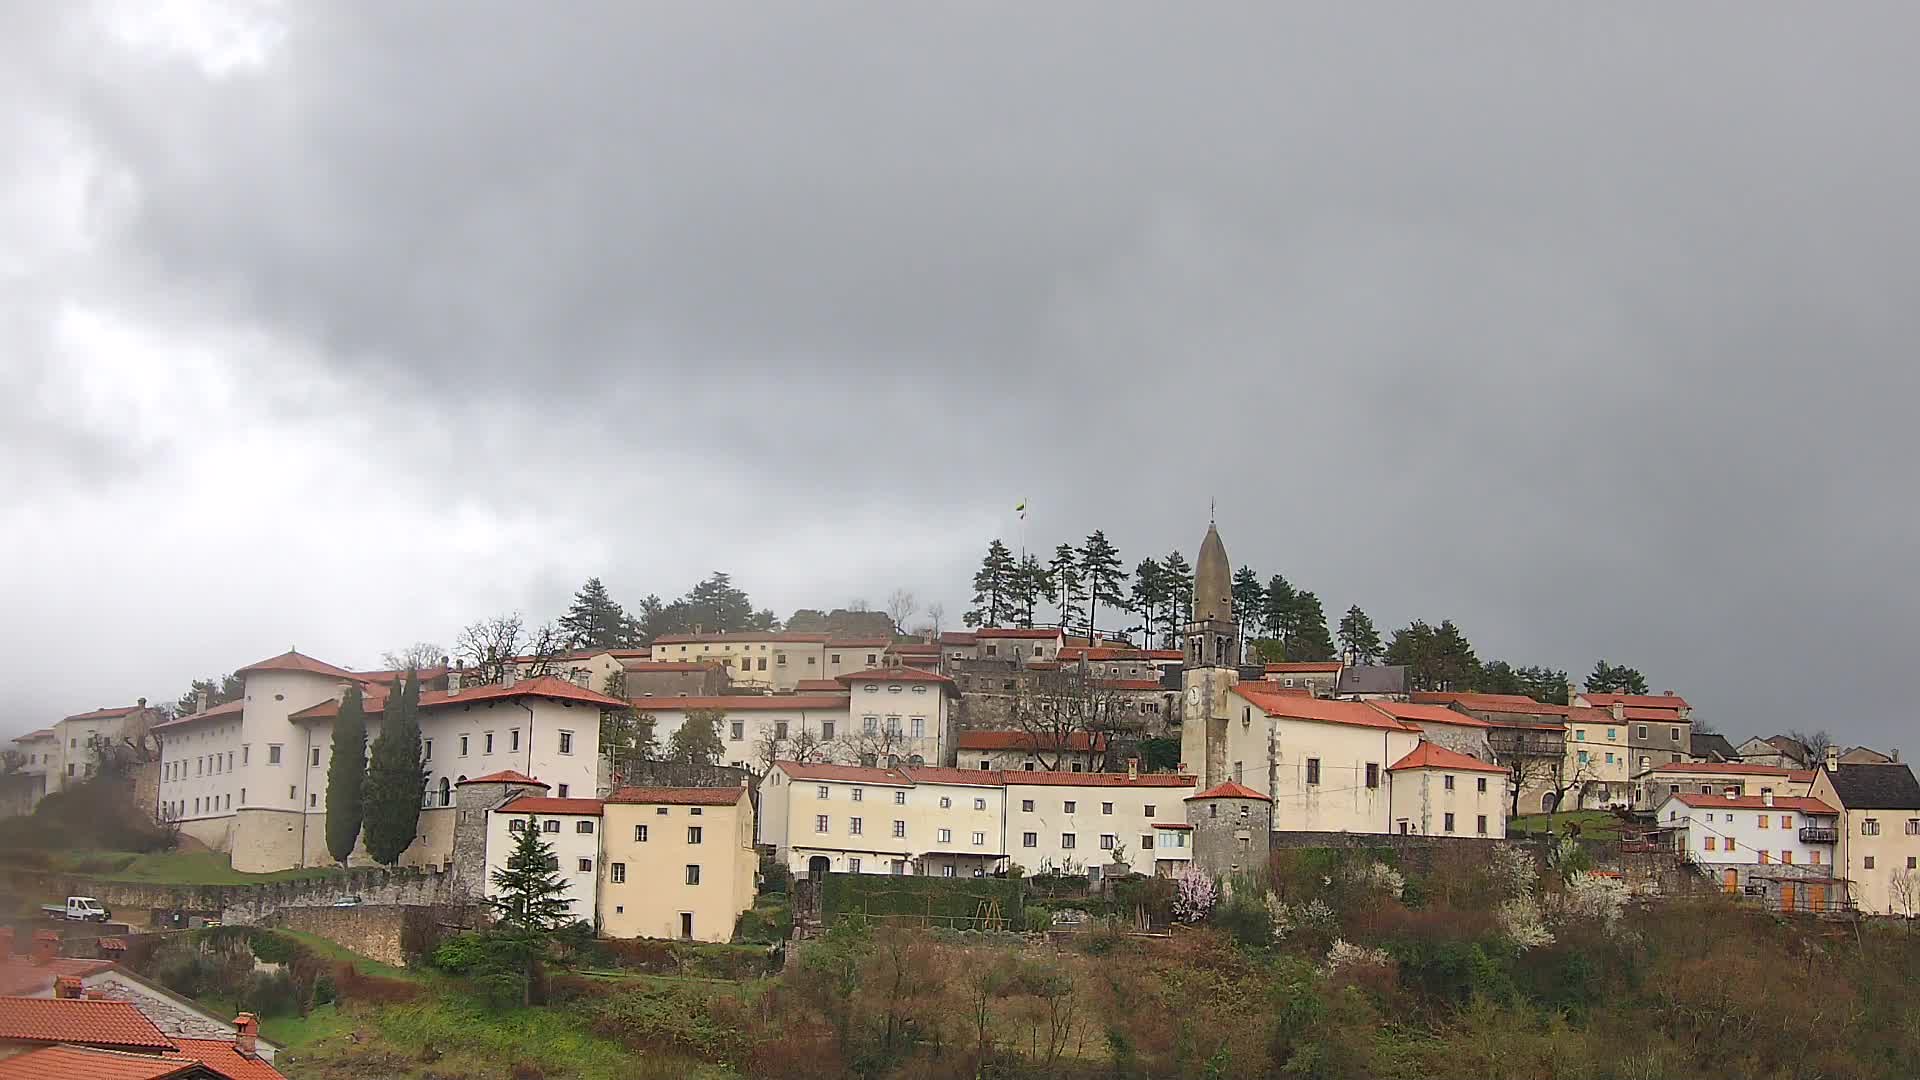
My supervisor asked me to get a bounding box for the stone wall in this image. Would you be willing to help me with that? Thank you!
[1189,797,1272,878]
[616,762,754,790]
[0,774,42,819]
[1267,830,1523,877]
[0,863,462,928]
[268,903,484,968]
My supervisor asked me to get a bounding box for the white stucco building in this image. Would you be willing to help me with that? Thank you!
[1386,742,1508,837]
[1658,791,1840,904]
[487,795,604,926]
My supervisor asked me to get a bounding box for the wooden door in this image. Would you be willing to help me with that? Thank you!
[1722,869,1738,894]
[1808,884,1826,911]
[1780,884,1796,913]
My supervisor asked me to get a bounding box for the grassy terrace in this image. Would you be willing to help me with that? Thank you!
[1506,808,1634,840]
[35,850,343,885]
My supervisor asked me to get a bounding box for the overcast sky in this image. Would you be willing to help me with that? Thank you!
[4,3,1916,754]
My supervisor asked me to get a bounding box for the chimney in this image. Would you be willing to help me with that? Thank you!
[53,976,82,999]
[31,930,60,965]
[136,697,146,709]
[1664,690,1675,697]
[1825,745,1839,772]
[447,665,461,696]
[196,688,210,714]
[1763,791,1774,806]
[233,1013,258,1058]
[1724,789,1737,800]
[1127,758,1139,781]
[1610,702,1625,722]
[502,664,518,689]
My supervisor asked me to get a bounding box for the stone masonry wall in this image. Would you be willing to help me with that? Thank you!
[268,904,484,968]
[0,864,461,927]
[1268,831,1523,877]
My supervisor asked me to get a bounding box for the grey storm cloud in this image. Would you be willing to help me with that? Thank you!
[2,3,1917,752]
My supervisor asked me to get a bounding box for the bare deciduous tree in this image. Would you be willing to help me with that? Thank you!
[886,589,918,636]
[455,614,567,685]
[923,602,945,638]
[1787,729,1833,767]
[380,641,446,672]
[1006,667,1136,771]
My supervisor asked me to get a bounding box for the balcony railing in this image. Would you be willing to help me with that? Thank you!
[1799,826,1839,844]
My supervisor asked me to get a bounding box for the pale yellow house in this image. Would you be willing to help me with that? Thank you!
[1386,742,1508,837]
[1563,712,1631,808]
[1808,760,1920,917]
[600,786,757,942]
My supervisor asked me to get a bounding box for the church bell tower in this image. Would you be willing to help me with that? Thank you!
[1179,519,1241,788]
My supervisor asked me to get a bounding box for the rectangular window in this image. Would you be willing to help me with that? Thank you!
[1022,799,1034,812]
[687,825,703,844]
[815,815,829,834]
[610,863,626,883]
[893,791,906,805]
[1443,813,1455,833]
[1758,850,1770,863]
[1780,815,1792,829]
[1144,804,1156,817]
[460,736,469,757]
[510,729,520,751]
[1102,802,1114,815]
[1811,850,1822,865]
[1443,774,1455,791]
[510,819,525,832]
[1306,758,1321,785]
[817,785,831,799]
[1705,836,1717,851]
[850,817,863,835]
[268,745,282,765]
[892,820,906,838]
[1142,834,1155,851]
[938,828,952,843]
[1477,777,1487,793]
[577,858,592,873]
[1863,819,1881,836]
[243,745,250,764]
[822,721,835,741]
[852,788,863,802]
[886,716,901,734]
[1781,851,1793,865]
[972,831,986,845]
[309,793,318,808]
[974,798,987,811]
[1365,763,1380,789]
[423,739,433,761]
[1064,801,1077,814]
[688,806,699,815]
[635,825,648,842]
[576,820,594,834]
[1100,834,1116,850]
[729,721,745,741]
[1476,815,1488,835]
[558,731,574,754]
[558,784,569,797]
[1061,833,1076,850]
[1758,815,1769,829]
[942,865,957,878]
[484,732,494,754]
[831,653,841,665]
[1864,856,1875,870]
[775,721,788,740]
[1907,819,1920,835]
[685,865,701,885]
[848,857,861,872]
[655,806,668,815]
[311,747,321,767]
[543,820,560,833]
[1023,832,1037,848]
[939,796,952,808]
[863,716,878,734]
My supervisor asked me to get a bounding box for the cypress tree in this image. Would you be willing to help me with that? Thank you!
[324,685,368,865]
[362,670,427,866]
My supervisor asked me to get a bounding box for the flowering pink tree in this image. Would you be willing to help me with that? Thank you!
[1172,866,1217,924]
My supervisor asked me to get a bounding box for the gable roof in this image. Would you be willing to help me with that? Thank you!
[1690,732,1739,762]
[1581,692,1690,711]
[899,766,1006,788]
[0,956,117,997]
[1187,780,1270,802]
[1366,701,1493,728]
[59,706,147,724]
[497,796,603,816]
[1820,763,1920,809]
[1389,743,1506,774]
[1648,761,1792,776]
[0,997,175,1052]
[606,787,747,806]
[232,650,360,681]
[0,1045,207,1080]
[937,632,978,646]
[288,676,627,722]
[11,729,55,743]
[774,761,911,785]
[1666,793,1837,814]
[456,770,547,788]
[166,1039,288,1080]
[835,668,958,691]
[792,679,849,693]
[1234,685,1415,732]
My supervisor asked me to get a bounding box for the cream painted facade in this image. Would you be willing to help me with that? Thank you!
[649,634,880,691]
[844,673,955,767]
[1388,762,1507,837]
[632,698,856,774]
[600,790,756,942]
[1216,687,1421,833]
[1808,768,1920,917]
[38,705,158,797]
[761,762,1193,877]
[485,800,602,926]
[1564,717,1632,808]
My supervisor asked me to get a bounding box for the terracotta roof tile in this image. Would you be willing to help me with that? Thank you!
[0,997,175,1052]
[1366,701,1493,728]
[937,632,978,646]
[606,787,747,806]
[835,667,958,687]
[58,706,147,723]
[1388,743,1507,773]
[1235,686,1415,732]
[166,1039,288,1080]
[232,650,360,681]
[1581,692,1690,711]
[792,679,849,693]
[0,1045,203,1080]
[773,761,912,785]
[290,675,627,722]
[628,695,849,712]
[497,796,603,816]
[1003,771,1195,788]
[899,766,1006,787]
[1187,780,1270,801]
[11,729,55,743]
[890,643,940,655]
[0,957,116,997]
[1667,793,1836,814]
[456,770,548,788]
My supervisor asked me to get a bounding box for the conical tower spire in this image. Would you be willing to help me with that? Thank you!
[1193,523,1232,625]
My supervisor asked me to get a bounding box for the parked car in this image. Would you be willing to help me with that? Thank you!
[331,895,363,908]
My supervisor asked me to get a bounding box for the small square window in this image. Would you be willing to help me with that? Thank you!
[1022,799,1034,812]
[1064,801,1077,814]
[817,785,831,799]
[577,858,592,873]
[1102,802,1114,815]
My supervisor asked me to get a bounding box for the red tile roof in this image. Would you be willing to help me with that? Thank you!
[651,632,832,644]
[11,729,55,743]
[290,675,628,721]
[618,660,725,672]
[497,796,603,816]
[1264,662,1342,674]
[1187,780,1270,802]
[628,695,850,712]
[899,766,1006,787]
[772,761,911,785]
[1582,692,1690,711]
[974,628,1063,639]
[792,679,849,693]
[1093,679,1164,691]
[835,667,958,687]
[0,1045,203,1080]
[1787,770,1817,785]
[890,643,940,655]
[1620,707,1686,722]
[1668,793,1837,814]
[0,957,116,997]
[955,731,1105,753]
[938,632,978,646]
[167,1038,288,1080]
[456,770,547,788]
[1152,822,1194,830]
[606,787,747,806]
[1366,701,1493,728]
[825,637,893,649]
[59,706,147,723]
[1389,743,1507,774]
[1649,761,1793,776]
[1003,771,1195,788]
[1235,686,1415,732]
[0,997,174,1052]
[232,650,361,681]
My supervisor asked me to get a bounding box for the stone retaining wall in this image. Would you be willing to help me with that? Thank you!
[0,863,463,927]
[268,903,484,968]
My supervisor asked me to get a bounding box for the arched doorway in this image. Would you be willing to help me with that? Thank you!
[809,856,831,880]
[1541,791,1561,814]
[439,777,452,806]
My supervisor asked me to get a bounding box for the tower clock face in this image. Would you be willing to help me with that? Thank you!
[1186,684,1202,708]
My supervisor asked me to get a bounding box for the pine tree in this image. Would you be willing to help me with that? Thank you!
[1337,605,1383,664]
[1129,557,1167,644]
[1290,591,1336,662]
[558,577,633,650]
[1048,544,1083,633]
[1078,531,1126,641]
[362,671,427,865]
[324,685,368,865]
[1159,550,1193,646]
[1231,566,1264,644]
[489,816,577,930]
[966,540,1017,627]
[669,708,726,765]
[1262,575,1297,643]
[1586,660,1648,695]
[1011,553,1047,628]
